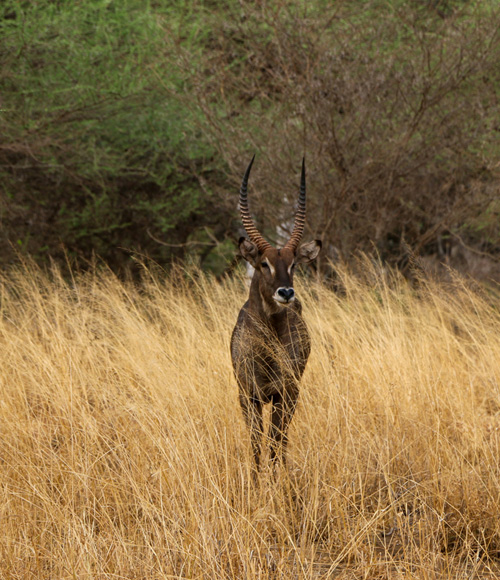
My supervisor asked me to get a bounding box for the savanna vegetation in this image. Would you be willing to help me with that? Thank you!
[2,0,500,277]
[1,261,500,578]
[3,2,500,578]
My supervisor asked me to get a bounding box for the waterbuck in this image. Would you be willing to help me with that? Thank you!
[230,156,321,468]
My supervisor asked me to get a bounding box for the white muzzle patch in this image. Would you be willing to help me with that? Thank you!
[273,287,295,304]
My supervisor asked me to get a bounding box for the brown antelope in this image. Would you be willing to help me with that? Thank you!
[230,156,321,468]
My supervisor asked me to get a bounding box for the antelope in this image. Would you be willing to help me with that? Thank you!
[230,156,321,468]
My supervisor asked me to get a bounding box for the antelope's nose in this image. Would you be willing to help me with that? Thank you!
[277,287,295,302]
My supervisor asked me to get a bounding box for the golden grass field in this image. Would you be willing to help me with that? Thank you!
[2,260,500,579]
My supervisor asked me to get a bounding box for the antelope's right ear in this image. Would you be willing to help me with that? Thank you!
[296,239,322,264]
[238,237,260,267]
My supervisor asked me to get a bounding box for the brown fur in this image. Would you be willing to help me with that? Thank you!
[231,241,320,467]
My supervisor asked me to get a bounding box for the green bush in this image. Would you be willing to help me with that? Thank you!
[0,0,229,271]
[2,0,500,278]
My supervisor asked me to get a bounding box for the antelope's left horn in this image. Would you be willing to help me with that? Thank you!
[284,158,306,252]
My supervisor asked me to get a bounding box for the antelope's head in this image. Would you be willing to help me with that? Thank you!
[238,156,321,309]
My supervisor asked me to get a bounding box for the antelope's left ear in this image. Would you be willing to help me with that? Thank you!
[295,240,322,264]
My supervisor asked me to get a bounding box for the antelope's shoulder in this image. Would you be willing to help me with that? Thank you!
[231,301,249,334]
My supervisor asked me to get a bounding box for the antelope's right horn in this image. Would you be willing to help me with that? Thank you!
[239,155,272,253]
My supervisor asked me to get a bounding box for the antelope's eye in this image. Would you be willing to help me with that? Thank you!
[261,262,270,269]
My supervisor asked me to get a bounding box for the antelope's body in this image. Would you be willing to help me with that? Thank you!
[231,157,321,467]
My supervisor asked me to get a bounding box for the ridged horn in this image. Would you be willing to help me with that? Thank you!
[283,158,306,252]
[239,155,272,253]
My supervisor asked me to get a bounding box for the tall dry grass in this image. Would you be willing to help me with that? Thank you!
[1,261,500,579]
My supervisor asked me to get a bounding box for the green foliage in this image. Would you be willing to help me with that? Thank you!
[1,0,500,276]
[0,0,225,270]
